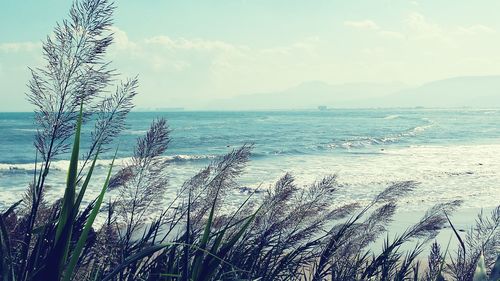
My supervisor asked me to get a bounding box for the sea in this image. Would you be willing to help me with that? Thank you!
[1,109,499,213]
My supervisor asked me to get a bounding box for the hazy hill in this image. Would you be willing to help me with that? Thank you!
[204,76,500,109]
[204,81,406,110]
[379,76,500,108]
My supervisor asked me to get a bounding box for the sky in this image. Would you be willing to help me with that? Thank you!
[1,0,500,111]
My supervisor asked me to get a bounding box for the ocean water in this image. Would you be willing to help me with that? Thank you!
[1,109,500,211]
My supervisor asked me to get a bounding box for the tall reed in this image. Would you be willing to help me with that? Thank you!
[0,0,499,280]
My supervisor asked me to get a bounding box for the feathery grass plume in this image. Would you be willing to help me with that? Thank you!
[81,120,173,280]
[4,0,139,279]
[449,206,500,280]
[79,144,254,280]
[24,0,115,256]
[227,175,357,280]
[309,181,418,281]
[2,0,500,280]
[425,241,446,281]
[27,0,114,163]
[109,118,170,255]
[325,202,398,279]
[29,8,139,252]
[34,105,85,280]
[79,77,138,175]
[185,144,253,230]
[360,200,462,280]
[6,106,117,281]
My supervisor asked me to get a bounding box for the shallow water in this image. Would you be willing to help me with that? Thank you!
[0,108,499,211]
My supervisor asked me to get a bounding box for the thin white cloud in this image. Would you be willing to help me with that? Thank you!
[378,30,404,39]
[456,24,495,35]
[145,36,241,52]
[105,27,322,99]
[344,19,404,39]
[406,12,443,38]
[344,20,380,30]
[110,26,138,50]
[0,42,41,52]
[344,20,403,39]
[261,37,319,56]
[404,12,495,42]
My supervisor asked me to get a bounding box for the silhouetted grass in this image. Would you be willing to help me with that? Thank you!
[0,0,499,280]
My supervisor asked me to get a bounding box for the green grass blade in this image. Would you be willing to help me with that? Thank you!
[445,212,466,257]
[181,189,192,281]
[165,245,179,281]
[435,236,452,281]
[201,189,219,247]
[73,150,100,212]
[63,148,117,281]
[0,215,15,281]
[173,243,249,273]
[101,245,168,281]
[191,187,221,280]
[209,230,226,256]
[2,200,21,217]
[220,205,261,254]
[200,206,261,281]
[35,104,84,280]
[55,104,83,243]
[26,223,51,280]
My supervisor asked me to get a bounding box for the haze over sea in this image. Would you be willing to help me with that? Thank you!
[1,108,499,213]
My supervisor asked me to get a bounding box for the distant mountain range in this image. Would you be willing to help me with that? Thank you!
[203,76,500,109]
[380,76,500,108]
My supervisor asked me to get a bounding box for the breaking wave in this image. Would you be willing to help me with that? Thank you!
[330,120,435,149]
[0,154,217,172]
[383,114,400,120]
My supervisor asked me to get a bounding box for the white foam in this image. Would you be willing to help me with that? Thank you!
[13,128,37,132]
[0,154,216,172]
[0,163,37,171]
[383,114,400,120]
[163,154,217,162]
[239,143,500,211]
[334,119,434,149]
[1,143,499,214]
[123,129,148,135]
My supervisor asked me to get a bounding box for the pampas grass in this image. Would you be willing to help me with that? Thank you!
[0,0,498,280]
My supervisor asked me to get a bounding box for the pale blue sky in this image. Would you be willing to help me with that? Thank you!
[2,0,500,110]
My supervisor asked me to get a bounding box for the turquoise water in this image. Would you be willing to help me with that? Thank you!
[1,109,500,210]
